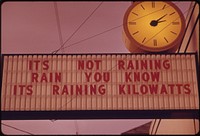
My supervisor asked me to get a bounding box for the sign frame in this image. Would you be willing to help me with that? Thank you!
[1,53,199,120]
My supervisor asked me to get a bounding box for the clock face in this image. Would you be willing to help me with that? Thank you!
[123,1,185,52]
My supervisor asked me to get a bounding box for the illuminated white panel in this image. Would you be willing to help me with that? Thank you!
[1,54,199,111]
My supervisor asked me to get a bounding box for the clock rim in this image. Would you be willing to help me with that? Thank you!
[123,1,186,52]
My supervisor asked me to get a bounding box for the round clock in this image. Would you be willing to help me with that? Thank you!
[123,1,185,53]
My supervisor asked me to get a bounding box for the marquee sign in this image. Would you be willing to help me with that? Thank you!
[1,53,199,113]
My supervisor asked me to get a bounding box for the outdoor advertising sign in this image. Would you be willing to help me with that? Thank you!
[1,53,199,112]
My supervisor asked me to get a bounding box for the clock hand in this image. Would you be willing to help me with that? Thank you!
[150,14,168,27]
[150,20,166,27]
[157,20,166,23]
[156,14,168,22]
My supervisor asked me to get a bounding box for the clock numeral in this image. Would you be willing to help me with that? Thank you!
[153,39,157,46]
[132,12,138,16]
[172,22,180,25]
[141,4,145,10]
[162,4,166,10]
[142,37,146,43]
[129,22,136,25]
[169,12,175,16]
[170,31,177,35]
[164,37,168,43]
[152,2,155,8]
[132,31,139,35]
